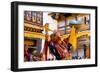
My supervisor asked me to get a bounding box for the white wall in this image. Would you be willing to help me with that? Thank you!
[0,0,99,73]
[43,12,57,35]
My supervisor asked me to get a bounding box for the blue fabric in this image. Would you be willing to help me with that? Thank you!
[49,42,62,60]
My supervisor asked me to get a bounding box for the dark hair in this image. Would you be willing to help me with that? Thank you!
[83,44,87,47]
[28,48,33,54]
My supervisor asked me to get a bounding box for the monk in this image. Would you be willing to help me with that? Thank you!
[50,31,69,59]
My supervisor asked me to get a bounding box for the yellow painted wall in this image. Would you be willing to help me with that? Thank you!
[24,31,45,39]
[24,31,90,40]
